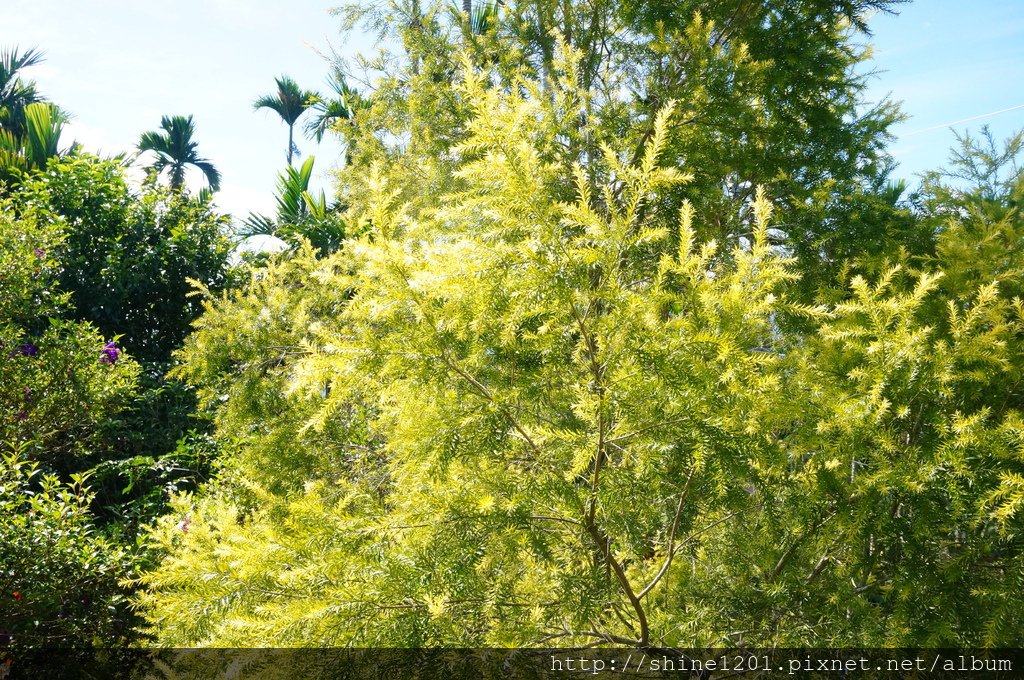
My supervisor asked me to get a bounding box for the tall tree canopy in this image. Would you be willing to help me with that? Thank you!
[20,155,233,363]
[326,0,910,303]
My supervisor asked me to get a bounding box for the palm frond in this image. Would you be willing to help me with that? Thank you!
[23,102,64,170]
[253,75,317,126]
[239,212,278,239]
[0,46,45,83]
[192,159,222,192]
[137,114,220,191]
[0,46,46,138]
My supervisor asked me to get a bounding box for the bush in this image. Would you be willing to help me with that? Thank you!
[0,449,137,649]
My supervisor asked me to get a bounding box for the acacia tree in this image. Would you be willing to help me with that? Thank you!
[136,48,1024,647]
[329,0,908,291]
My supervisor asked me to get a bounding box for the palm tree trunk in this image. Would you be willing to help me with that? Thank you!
[287,125,295,165]
[171,164,184,192]
[463,0,471,17]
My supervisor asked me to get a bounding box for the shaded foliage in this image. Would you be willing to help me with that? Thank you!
[21,155,234,363]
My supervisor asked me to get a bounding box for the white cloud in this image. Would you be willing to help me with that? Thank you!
[63,121,130,158]
[214,183,275,221]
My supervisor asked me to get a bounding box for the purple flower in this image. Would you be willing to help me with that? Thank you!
[14,410,28,422]
[99,341,120,365]
[10,343,39,358]
[22,387,32,402]
[33,247,46,259]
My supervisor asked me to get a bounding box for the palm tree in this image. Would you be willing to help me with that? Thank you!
[0,46,45,139]
[305,71,361,143]
[137,115,221,191]
[254,75,317,165]
[0,102,67,186]
[239,156,346,255]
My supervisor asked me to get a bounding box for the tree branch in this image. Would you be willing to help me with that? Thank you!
[583,515,649,645]
[638,468,695,600]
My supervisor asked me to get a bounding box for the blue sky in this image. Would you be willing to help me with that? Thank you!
[1,0,364,218]
[2,1,1022,221]
[865,0,1024,180]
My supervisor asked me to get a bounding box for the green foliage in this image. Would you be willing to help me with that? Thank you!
[5,157,228,533]
[1,200,140,475]
[0,48,70,190]
[0,200,141,650]
[167,246,366,497]
[0,103,67,189]
[0,198,67,328]
[137,114,221,192]
[88,428,218,531]
[0,449,137,649]
[0,47,44,136]
[918,127,1024,301]
[21,154,234,363]
[0,319,140,475]
[241,157,347,255]
[305,71,365,143]
[328,0,908,300]
[134,56,1024,646]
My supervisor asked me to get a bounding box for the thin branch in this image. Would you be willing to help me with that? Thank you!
[579,629,646,647]
[606,417,691,444]
[677,510,741,547]
[771,510,838,580]
[583,515,649,645]
[638,468,696,599]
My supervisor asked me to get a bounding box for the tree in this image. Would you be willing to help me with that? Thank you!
[328,0,907,304]
[254,75,317,165]
[0,452,138,649]
[20,154,234,363]
[304,71,363,144]
[135,49,1024,647]
[0,198,140,471]
[240,156,346,255]
[3,152,224,552]
[0,199,142,650]
[137,115,221,192]
[0,46,45,140]
[0,102,69,190]
[0,48,67,189]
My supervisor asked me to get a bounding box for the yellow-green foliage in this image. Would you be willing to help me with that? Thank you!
[137,64,1024,648]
